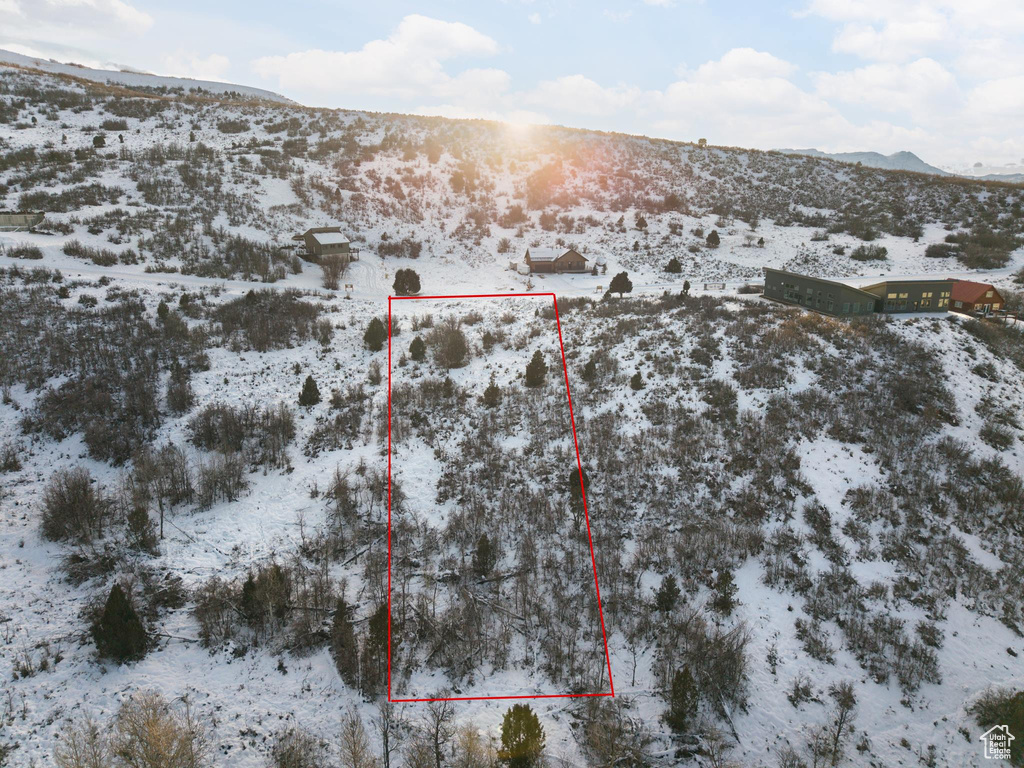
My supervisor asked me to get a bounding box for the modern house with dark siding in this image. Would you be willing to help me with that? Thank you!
[762,268,879,317]
[860,279,951,312]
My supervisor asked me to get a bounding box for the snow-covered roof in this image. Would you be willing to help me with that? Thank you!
[526,247,561,261]
[527,247,586,262]
[311,232,349,246]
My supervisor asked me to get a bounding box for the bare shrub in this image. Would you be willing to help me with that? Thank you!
[320,253,350,291]
[270,727,328,768]
[41,466,107,543]
[429,317,470,369]
[56,692,209,768]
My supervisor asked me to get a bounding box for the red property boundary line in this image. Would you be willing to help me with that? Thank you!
[387,291,614,703]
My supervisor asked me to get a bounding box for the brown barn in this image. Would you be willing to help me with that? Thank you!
[292,226,353,259]
[949,280,1004,314]
[523,247,589,274]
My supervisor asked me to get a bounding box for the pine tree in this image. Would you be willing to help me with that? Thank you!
[630,371,645,391]
[664,666,699,734]
[683,279,691,295]
[299,375,321,406]
[364,317,387,352]
[361,604,389,695]
[706,230,721,248]
[609,271,632,297]
[712,569,737,615]
[331,596,360,687]
[93,584,148,663]
[156,300,169,321]
[666,257,682,274]
[482,376,502,408]
[240,572,259,628]
[582,357,597,382]
[498,704,545,768]
[393,268,421,296]
[410,335,426,361]
[473,534,496,577]
[524,350,547,388]
[654,574,680,614]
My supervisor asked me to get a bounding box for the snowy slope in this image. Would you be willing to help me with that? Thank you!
[0,63,1023,768]
[0,48,294,104]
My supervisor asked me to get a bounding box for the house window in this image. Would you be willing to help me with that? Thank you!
[898,292,909,299]
[853,302,860,313]
[921,299,931,308]
[887,292,898,299]
[827,300,834,312]
[842,303,850,314]
[993,303,1001,310]
[941,291,950,298]
[922,292,933,298]
[954,300,963,308]
[986,291,993,297]
[939,299,948,308]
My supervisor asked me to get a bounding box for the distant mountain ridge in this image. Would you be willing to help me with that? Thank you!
[0,49,294,105]
[776,148,950,177]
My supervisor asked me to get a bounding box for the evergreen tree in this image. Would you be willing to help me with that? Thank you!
[240,572,259,627]
[665,257,682,274]
[581,356,597,382]
[498,704,546,768]
[156,300,169,321]
[630,370,645,390]
[525,350,548,388]
[758,236,765,247]
[93,584,147,663]
[299,375,321,406]
[609,271,633,297]
[654,574,680,614]
[92,134,105,149]
[364,317,387,351]
[712,569,738,615]
[393,268,421,296]
[410,335,426,361]
[482,376,502,408]
[663,666,699,734]
[361,604,390,695]
[683,280,691,295]
[567,467,588,528]
[706,230,721,248]
[330,596,360,687]
[473,534,496,577]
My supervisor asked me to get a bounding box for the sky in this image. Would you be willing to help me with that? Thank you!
[3,0,1024,169]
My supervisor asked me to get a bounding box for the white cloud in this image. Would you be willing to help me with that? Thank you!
[162,51,231,83]
[252,15,501,101]
[602,9,633,22]
[528,12,541,24]
[965,75,1024,120]
[5,0,152,35]
[523,74,645,116]
[813,58,960,121]
[687,47,796,80]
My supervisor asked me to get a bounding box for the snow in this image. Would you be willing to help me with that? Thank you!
[311,232,350,246]
[0,49,294,104]
[0,60,1022,767]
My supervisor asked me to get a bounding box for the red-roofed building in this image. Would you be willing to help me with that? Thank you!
[948,280,1004,314]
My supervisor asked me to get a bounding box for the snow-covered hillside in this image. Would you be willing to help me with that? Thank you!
[0,49,294,104]
[1,60,1023,768]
